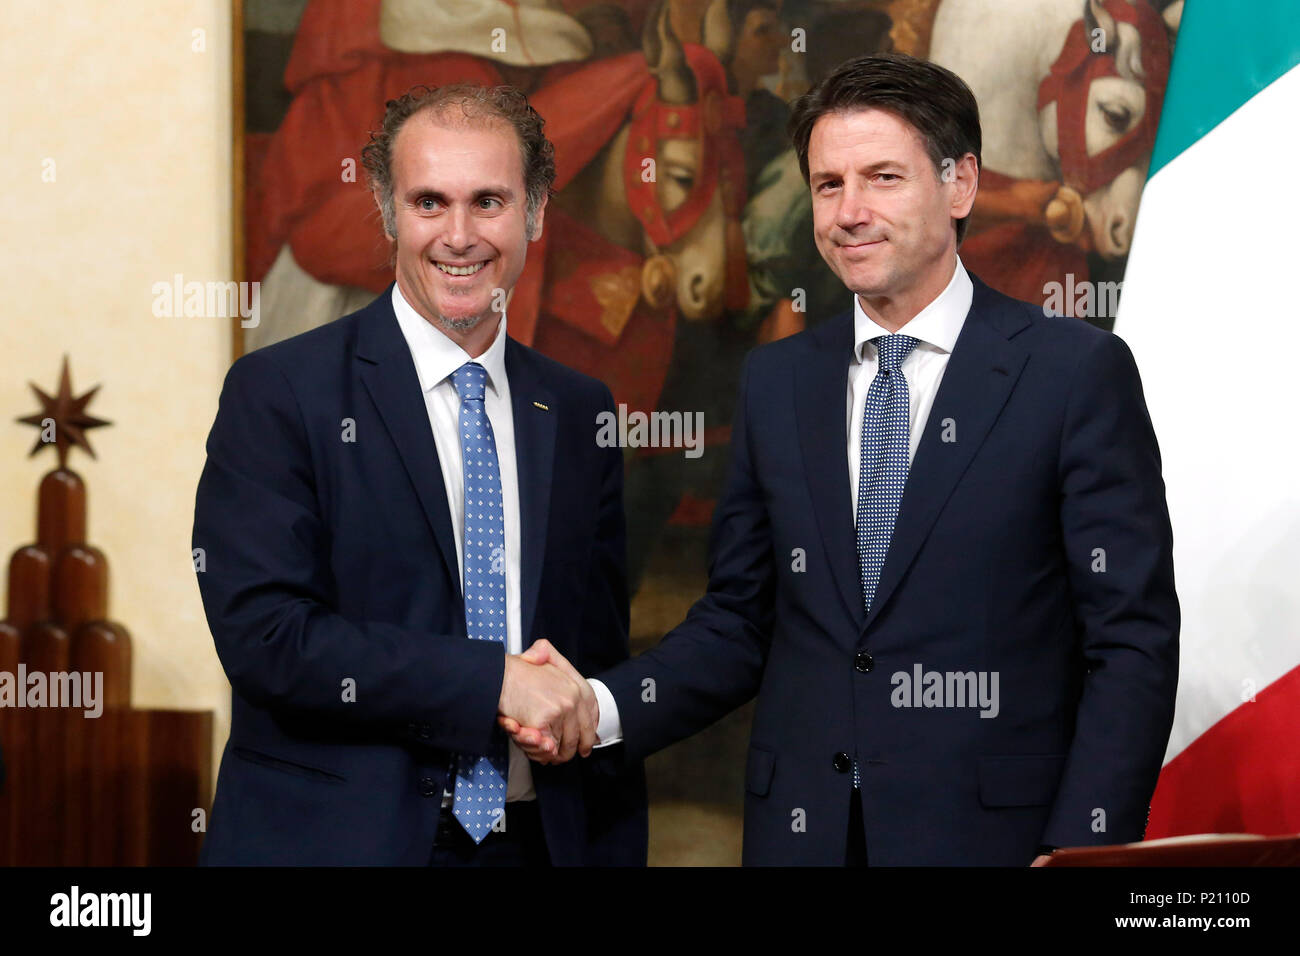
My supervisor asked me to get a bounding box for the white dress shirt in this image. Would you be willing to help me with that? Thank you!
[588,256,974,748]
[390,284,535,802]
[848,255,973,507]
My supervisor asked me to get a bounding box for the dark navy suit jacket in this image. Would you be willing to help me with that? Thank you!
[599,272,1178,865]
[193,287,647,865]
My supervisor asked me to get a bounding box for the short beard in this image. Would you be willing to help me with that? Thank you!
[434,310,495,334]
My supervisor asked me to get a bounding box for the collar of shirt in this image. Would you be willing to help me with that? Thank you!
[390,282,509,395]
[852,255,973,363]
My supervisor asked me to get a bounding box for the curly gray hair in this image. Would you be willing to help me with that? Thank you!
[361,82,556,240]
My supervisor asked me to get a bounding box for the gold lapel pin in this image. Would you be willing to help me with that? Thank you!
[532,401,549,411]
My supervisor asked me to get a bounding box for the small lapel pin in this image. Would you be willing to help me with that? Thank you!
[532,401,549,411]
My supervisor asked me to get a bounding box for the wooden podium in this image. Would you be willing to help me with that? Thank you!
[0,709,212,865]
[0,358,213,865]
[1043,833,1300,866]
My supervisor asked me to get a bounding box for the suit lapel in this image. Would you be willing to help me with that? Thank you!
[862,276,1030,632]
[796,310,868,632]
[355,291,462,602]
[505,341,556,648]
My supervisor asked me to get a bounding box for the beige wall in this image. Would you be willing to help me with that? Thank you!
[0,1,234,790]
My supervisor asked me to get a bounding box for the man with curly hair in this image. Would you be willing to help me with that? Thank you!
[194,83,646,866]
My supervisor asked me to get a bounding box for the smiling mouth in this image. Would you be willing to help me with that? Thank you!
[434,261,488,276]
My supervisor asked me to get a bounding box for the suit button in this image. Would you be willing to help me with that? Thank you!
[419,776,438,797]
[833,752,852,773]
[854,651,874,673]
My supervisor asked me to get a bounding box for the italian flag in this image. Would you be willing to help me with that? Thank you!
[1114,0,1300,837]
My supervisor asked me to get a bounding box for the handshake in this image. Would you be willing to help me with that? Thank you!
[496,639,599,765]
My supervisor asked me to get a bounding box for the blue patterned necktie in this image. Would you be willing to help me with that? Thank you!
[856,333,919,612]
[854,333,918,789]
[449,362,508,843]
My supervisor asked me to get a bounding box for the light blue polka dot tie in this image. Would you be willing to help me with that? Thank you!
[449,362,509,843]
[854,334,918,789]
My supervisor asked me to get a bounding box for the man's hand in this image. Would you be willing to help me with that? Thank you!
[1030,853,1053,867]
[498,639,597,763]
[498,639,597,764]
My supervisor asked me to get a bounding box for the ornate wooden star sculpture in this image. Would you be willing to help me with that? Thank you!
[15,355,112,469]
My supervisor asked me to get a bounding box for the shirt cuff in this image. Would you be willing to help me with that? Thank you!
[587,678,623,748]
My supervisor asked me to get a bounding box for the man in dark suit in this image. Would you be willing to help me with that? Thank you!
[193,82,646,865]
[506,53,1178,865]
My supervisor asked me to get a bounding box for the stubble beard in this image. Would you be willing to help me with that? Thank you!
[434,310,492,334]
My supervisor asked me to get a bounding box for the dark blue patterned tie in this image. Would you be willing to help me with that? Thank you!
[449,362,508,842]
[854,333,918,789]
[856,334,919,611]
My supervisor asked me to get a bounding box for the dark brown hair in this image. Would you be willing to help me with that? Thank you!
[788,52,981,243]
[360,83,556,239]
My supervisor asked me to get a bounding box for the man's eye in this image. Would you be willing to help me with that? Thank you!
[818,181,839,192]
[876,173,899,183]
[417,197,439,211]
[478,197,501,209]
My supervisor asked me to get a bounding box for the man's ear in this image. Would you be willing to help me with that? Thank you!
[949,153,979,222]
[373,187,395,241]
[529,193,549,242]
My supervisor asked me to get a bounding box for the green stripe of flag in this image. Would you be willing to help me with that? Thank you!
[1151,0,1300,176]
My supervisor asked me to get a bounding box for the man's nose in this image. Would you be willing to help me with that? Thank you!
[442,204,476,251]
[835,183,873,234]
